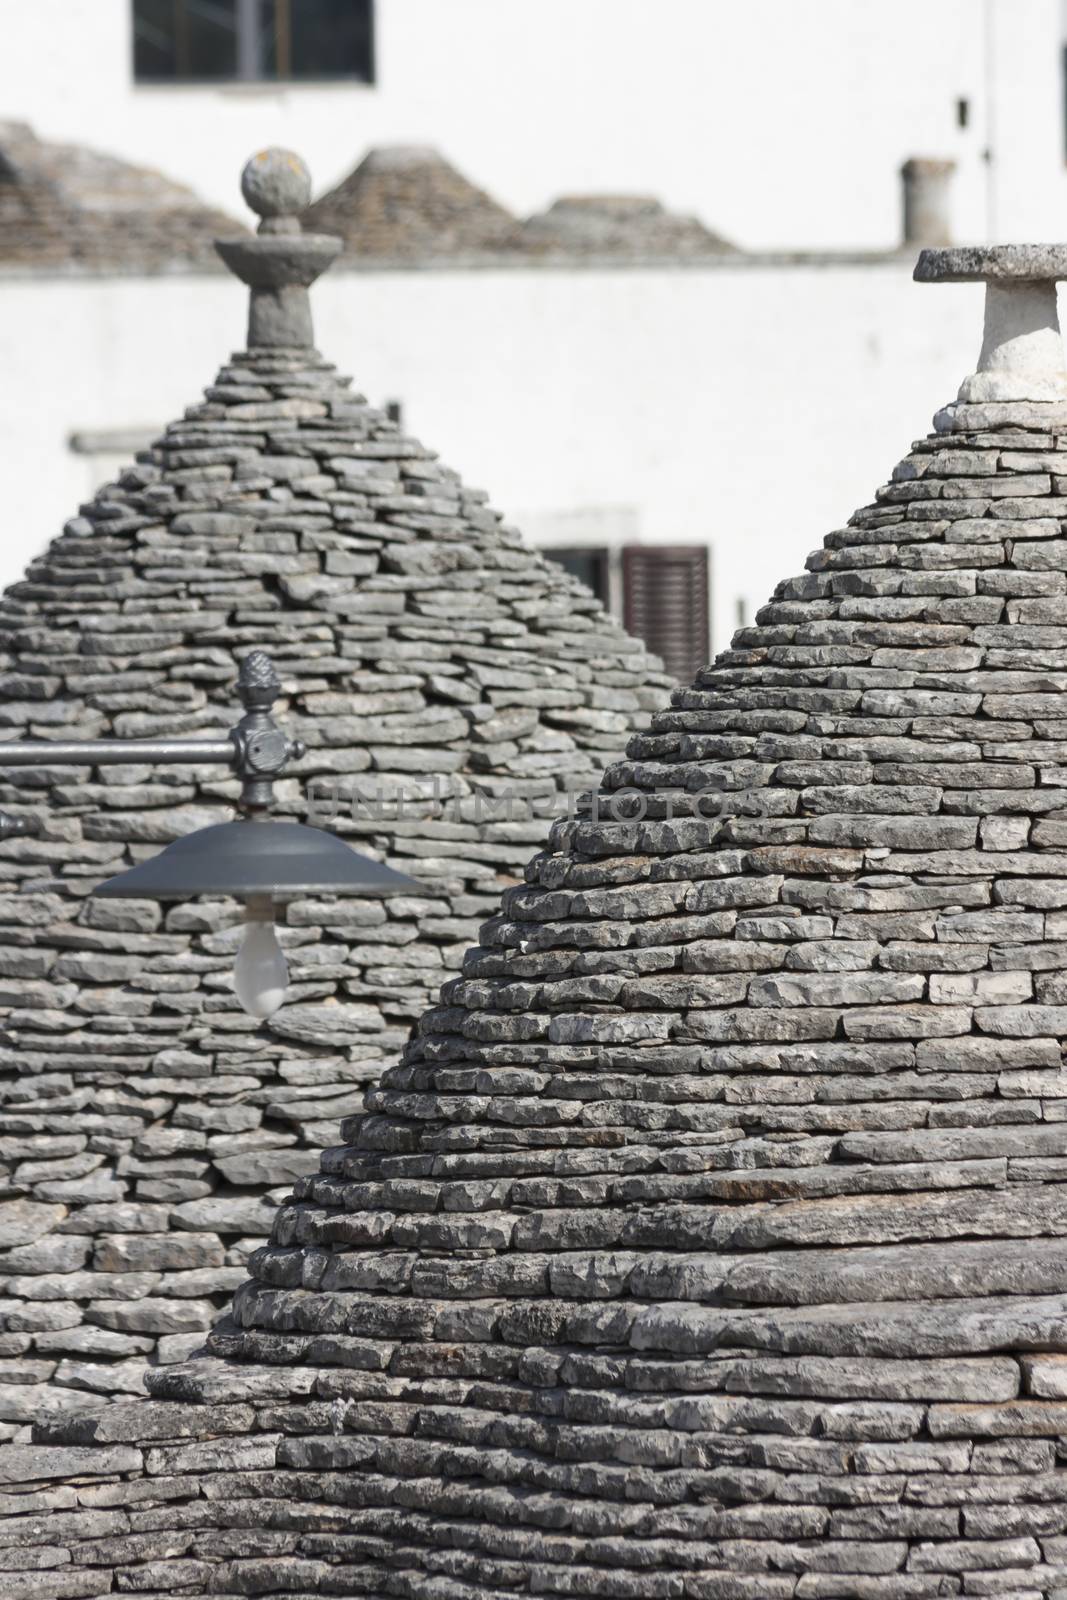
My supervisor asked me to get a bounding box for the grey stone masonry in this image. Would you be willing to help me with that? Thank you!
[13,240,1067,1597]
[0,148,667,1430]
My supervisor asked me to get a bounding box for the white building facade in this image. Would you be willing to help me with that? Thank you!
[4,0,1067,252]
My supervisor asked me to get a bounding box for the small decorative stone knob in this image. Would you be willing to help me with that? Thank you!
[241,148,312,231]
[215,148,342,349]
[915,245,1067,403]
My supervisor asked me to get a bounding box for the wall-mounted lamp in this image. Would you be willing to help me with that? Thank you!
[0,652,420,1019]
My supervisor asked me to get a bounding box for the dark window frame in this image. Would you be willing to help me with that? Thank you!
[132,0,376,86]
[541,545,612,609]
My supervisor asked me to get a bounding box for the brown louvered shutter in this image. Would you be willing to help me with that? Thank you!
[622,544,710,683]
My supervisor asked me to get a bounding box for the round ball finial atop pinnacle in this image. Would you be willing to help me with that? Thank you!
[240,147,311,221]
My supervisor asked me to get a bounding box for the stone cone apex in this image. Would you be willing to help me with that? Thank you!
[0,147,667,1426]
[15,247,1067,1594]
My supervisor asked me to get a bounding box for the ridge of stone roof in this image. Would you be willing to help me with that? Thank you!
[0,148,667,1426]
[10,242,1067,1592]
[0,120,242,270]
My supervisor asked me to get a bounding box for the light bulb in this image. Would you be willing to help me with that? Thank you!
[233,898,289,1019]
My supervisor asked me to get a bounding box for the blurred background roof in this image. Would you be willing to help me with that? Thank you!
[0,120,241,270]
[1,0,1064,255]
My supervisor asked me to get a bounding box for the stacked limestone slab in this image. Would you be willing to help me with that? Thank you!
[0,151,666,1430]
[12,245,1067,1597]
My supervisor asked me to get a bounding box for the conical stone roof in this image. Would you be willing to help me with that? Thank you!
[515,193,736,259]
[0,120,240,271]
[18,240,1067,1596]
[303,145,517,260]
[302,146,739,267]
[0,147,665,1425]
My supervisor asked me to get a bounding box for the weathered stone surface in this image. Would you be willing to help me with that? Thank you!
[0,1202,65,1250]
[0,1443,140,1481]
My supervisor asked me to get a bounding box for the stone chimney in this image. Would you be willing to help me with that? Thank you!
[900,155,956,246]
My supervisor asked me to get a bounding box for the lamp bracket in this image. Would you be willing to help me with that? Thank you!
[230,651,306,812]
[0,652,302,823]
[0,812,42,840]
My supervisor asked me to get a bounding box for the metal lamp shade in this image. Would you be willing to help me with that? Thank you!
[93,819,423,901]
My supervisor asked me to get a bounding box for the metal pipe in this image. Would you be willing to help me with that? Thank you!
[984,0,997,242]
[0,738,237,768]
[235,0,259,80]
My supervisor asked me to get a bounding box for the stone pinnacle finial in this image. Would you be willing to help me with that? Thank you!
[215,148,342,350]
[915,244,1067,403]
